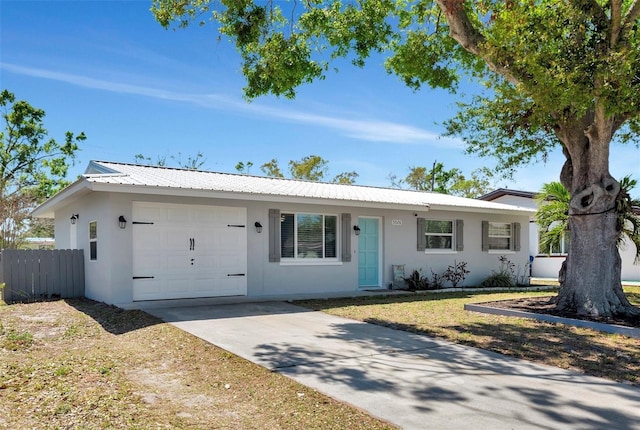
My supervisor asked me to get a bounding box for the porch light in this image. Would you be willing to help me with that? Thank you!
[353,225,361,236]
[118,215,127,229]
[254,221,263,233]
[70,214,79,225]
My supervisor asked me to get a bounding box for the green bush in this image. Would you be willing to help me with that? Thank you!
[480,272,515,288]
[403,269,430,290]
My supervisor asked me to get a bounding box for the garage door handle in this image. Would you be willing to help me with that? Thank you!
[227,273,245,277]
[133,276,155,279]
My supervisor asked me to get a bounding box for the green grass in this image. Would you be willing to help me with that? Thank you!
[297,287,640,385]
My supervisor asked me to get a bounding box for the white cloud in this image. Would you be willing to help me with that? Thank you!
[1,62,459,147]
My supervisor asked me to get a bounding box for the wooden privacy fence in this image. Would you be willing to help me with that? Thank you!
[0,249,85,302]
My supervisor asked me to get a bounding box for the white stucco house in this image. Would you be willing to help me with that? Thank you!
[479,188,640,282]
[32,161,534,308]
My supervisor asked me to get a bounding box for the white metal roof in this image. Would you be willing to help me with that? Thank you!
[32,160,535,217]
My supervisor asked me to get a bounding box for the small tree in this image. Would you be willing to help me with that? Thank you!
[0,89,85,247]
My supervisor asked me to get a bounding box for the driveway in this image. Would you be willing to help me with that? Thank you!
[147,301,640,429]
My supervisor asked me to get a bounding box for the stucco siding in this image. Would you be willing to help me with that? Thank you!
[51,191,531,307]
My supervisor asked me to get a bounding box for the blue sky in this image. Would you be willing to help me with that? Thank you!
[1,1,638,192]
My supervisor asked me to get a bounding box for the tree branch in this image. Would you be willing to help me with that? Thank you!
[435,0,520,86]
[610,0,623,47]
[623,0,640,30]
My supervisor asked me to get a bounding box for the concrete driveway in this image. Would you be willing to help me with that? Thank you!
[147,301,640,429]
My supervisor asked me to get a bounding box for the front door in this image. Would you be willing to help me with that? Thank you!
[358,217,380,288]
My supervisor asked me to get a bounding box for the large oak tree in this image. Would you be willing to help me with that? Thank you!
[152,0,640,317]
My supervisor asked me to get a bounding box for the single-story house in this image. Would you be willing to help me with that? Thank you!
[479,188,640,282]
[32,161,535,308]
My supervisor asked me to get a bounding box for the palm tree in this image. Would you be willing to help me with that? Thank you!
[536,177,640,263]
[616,176,640,264]
[535,182,571,256]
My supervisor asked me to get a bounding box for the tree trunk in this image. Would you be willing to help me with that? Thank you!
[555,120,639,317]
[557,192,635,316]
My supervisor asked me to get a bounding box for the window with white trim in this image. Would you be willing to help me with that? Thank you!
[482,221,521,252]
[417,218,463,252]
[89,221,97,260]
[539,231,570,255]
[487,222,511,250]
[424,219,454,250]
[281,213,338,259]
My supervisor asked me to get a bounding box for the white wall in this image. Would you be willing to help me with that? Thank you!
[53,191,531,306]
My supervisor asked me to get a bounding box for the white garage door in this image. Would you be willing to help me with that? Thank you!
[132,202,247,301]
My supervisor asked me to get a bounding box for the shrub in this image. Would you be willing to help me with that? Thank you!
[442,261,470,288]
[480,272,515,288]
[480,255,531,288]
[429,270,445,289]
[403,269,430,291]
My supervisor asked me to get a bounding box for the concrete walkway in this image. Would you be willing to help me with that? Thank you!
[147,302,640,430]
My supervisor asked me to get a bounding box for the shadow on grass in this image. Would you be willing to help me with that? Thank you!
[66,298,162,335]
[297,289,557,311]
[252,314,640,430]
[365,316,640,384]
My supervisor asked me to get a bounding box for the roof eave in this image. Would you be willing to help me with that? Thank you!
[429,204,535,216]
[31,178,92,218]
[87,182,432,211]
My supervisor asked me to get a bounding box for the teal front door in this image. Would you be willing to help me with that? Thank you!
[358,218,379,287]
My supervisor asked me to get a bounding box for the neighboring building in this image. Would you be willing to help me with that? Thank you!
[23,237,55,250]
[479,188,640,282]
[32,161,534,308]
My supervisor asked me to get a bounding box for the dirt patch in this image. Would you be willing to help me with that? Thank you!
[0,299,395,429]
[481,296,640,328]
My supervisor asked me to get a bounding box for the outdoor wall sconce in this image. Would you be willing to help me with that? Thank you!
[255,221,263,233]
[353,225,361,236]
[118,215,127,229]
[70,214,79,225]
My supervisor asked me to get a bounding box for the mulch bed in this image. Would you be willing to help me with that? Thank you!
[485,296,640,329]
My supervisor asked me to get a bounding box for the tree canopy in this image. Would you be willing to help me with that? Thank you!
[134,151,207,170]
[389,162,493,197]
[0,89,85,248]
[152,1,640,316]
[239,155,359,184]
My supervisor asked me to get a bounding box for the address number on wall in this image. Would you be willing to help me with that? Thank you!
[391,219,402,226]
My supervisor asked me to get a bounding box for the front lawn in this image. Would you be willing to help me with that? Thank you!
[0,299,395,429]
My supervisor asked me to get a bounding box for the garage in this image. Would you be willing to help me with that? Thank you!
[132,202,247,301]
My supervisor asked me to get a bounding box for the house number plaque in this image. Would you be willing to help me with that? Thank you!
[391,219,402,226]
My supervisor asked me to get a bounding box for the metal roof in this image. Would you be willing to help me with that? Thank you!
[32,160,536,217]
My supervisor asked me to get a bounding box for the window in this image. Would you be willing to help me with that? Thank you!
[482,221,521,252]
[89,221,97,260]
[540,231,570,255]
[488,222,511,250]
[417,218,463,252]
[281,213,338,259]
[425,220,454,250]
